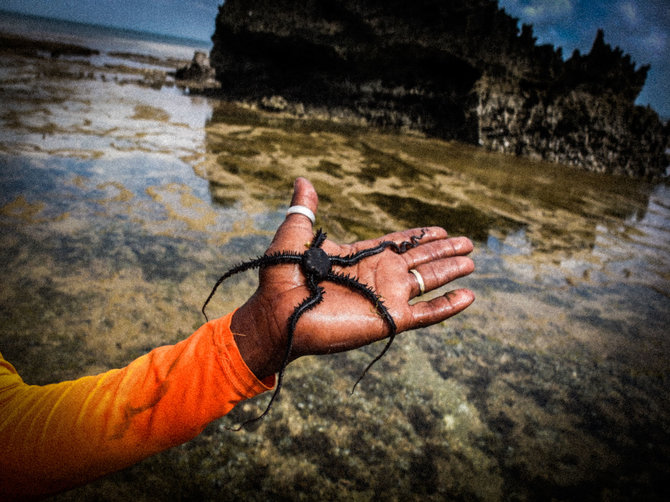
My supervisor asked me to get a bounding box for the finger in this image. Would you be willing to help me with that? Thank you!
[407,288,475,329]
[402,236,474,270]
[407,256,475,298]
[270,178,319,250]
[287,177,318,225]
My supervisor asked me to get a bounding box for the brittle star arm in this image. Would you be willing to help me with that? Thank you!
[329,229,426,267]
[237,275,325,428]
[201,253,303,321]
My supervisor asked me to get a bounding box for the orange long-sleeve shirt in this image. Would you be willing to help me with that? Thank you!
[0,312,274,500]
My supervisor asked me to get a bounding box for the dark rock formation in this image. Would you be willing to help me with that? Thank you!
[175,51,216,86]
[210,0,668,179]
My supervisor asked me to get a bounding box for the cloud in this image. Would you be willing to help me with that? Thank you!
[522,0,574,22]
[500,0,574,23]
[618,2,638,26]
[602,3,669,65]
[642,30,667,54]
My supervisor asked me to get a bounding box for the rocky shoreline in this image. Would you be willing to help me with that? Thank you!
[209,0,669,179]
[0,31,218,93]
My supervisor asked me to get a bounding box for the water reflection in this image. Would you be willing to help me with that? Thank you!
[202,102,661,264]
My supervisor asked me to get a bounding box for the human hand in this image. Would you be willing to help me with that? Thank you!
[230,178,475,380]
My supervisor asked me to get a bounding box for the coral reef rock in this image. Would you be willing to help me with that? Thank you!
[210,0,668,179]
[176,50,217,86]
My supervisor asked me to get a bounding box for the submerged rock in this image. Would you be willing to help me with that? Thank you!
[209,0,668,179]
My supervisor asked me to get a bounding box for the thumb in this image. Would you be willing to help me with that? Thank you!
[269,178,319,249]
[287,177,318,225]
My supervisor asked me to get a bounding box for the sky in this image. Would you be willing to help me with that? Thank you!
[0,0,223,42]
[1,0,668,118]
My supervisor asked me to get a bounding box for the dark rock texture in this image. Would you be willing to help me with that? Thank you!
[176,51,215,82]
[210,0,668,179]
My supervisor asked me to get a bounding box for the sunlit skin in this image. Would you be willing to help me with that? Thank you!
[231,178,476,381]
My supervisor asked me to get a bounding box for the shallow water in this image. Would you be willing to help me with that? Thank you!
[1,26,669,501]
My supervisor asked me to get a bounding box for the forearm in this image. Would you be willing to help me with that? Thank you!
[0,312,273,500]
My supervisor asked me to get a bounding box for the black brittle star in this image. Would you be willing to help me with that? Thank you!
[202,227,426,426]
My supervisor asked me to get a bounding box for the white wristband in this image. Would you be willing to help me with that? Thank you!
[286,205,315,224]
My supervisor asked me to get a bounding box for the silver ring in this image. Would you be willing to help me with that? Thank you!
[409,269,425,295]
[286,205,315,225]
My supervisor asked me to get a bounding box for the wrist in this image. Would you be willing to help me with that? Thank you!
[231,303,281,380]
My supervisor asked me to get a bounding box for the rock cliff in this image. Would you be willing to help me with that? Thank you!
[210,0,668,179]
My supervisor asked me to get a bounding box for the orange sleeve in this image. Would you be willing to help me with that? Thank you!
[0,312,274,500]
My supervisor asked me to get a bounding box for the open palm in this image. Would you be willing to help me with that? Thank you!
[230,178,475,380]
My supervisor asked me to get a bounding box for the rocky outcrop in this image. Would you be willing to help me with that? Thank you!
[474,30,667,177]
[175,51,217,88]
[210,0,668,179]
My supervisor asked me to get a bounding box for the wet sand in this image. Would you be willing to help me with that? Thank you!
[1,31,669,501]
